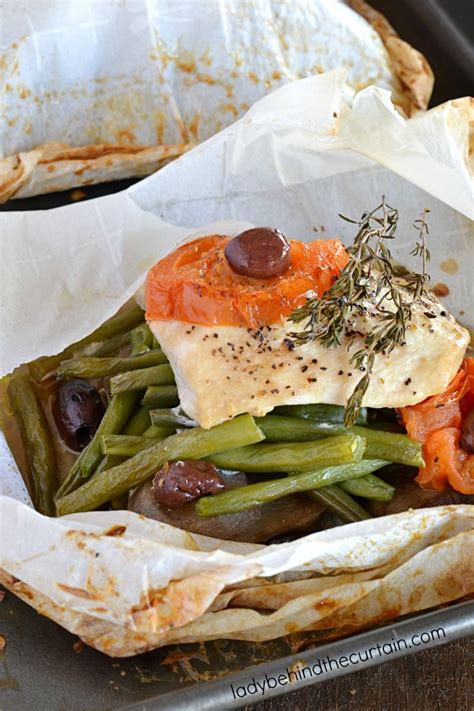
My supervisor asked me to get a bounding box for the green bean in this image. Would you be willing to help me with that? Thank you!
[57,350,168,379]
[110,364,174,395]
[275,404,368,425]
[121,405,152,436]
[350,426,423,467]
[95,454,125,474]
[89,330,132,357]
[255,415,327,442]
[195,459,387,517]
[100,435,147,456]
[143,424,174,439]
[340,474,395,502]
[8,375,57,516]
[101,425,175,456]
[101,460,130,509]
[141,385,179,408]
[88,406,153,486]
[307,485,371,522]
[152,336,161,350]
[110,493,129,510]
[29,302,145,381]
[90,458,128,515]
[207,434,366,473]
[75,394,154,489]
[256,415,423,467]
[90,322,153,358]
[90,409,156,491]
[150,407,195,429]
[91,458,129,511]
[131,345,149,356]
[56,414,265,515]
[92,431,169,478]
[56,391,137,499]
[101,432,172,457]
[131,323,154,355]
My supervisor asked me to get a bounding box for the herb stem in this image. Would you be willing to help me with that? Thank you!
[288,199,433,426]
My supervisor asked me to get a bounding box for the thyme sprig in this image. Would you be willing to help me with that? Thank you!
[288,199,432,427]
[411,208,431,300]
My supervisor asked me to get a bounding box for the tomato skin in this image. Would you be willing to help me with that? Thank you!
[145,234,348,327]
[400,358,474,494]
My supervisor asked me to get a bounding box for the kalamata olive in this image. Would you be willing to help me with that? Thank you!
[460,408,474,453]
[224,227,291,278]
[52,379,105,452]
[151,460,225,508]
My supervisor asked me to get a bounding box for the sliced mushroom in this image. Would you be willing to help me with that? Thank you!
[365,465,473,517]
[129,470,324,543]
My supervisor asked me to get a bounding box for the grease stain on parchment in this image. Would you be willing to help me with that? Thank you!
[440,258,459,275]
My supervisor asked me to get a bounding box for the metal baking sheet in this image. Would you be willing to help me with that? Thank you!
[1,591,473,711]
[1,2,473,710]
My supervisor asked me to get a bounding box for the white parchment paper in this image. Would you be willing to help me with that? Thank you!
[1,0,414,156]
[0,70,473,655]
[1,499,472,655]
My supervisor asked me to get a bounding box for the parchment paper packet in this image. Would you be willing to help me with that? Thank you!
[0,70,473,655]
[0,501,472,656]
[0,0,433,201]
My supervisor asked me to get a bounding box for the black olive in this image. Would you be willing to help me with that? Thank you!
[460,407,474,453]
[52,379,105,452]
[151,460,225,508]
[224,227,291,278]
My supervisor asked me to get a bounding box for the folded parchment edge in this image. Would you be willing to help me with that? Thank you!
[0,142,193,203]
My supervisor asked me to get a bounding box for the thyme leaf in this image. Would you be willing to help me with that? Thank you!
[288,199,433,427]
